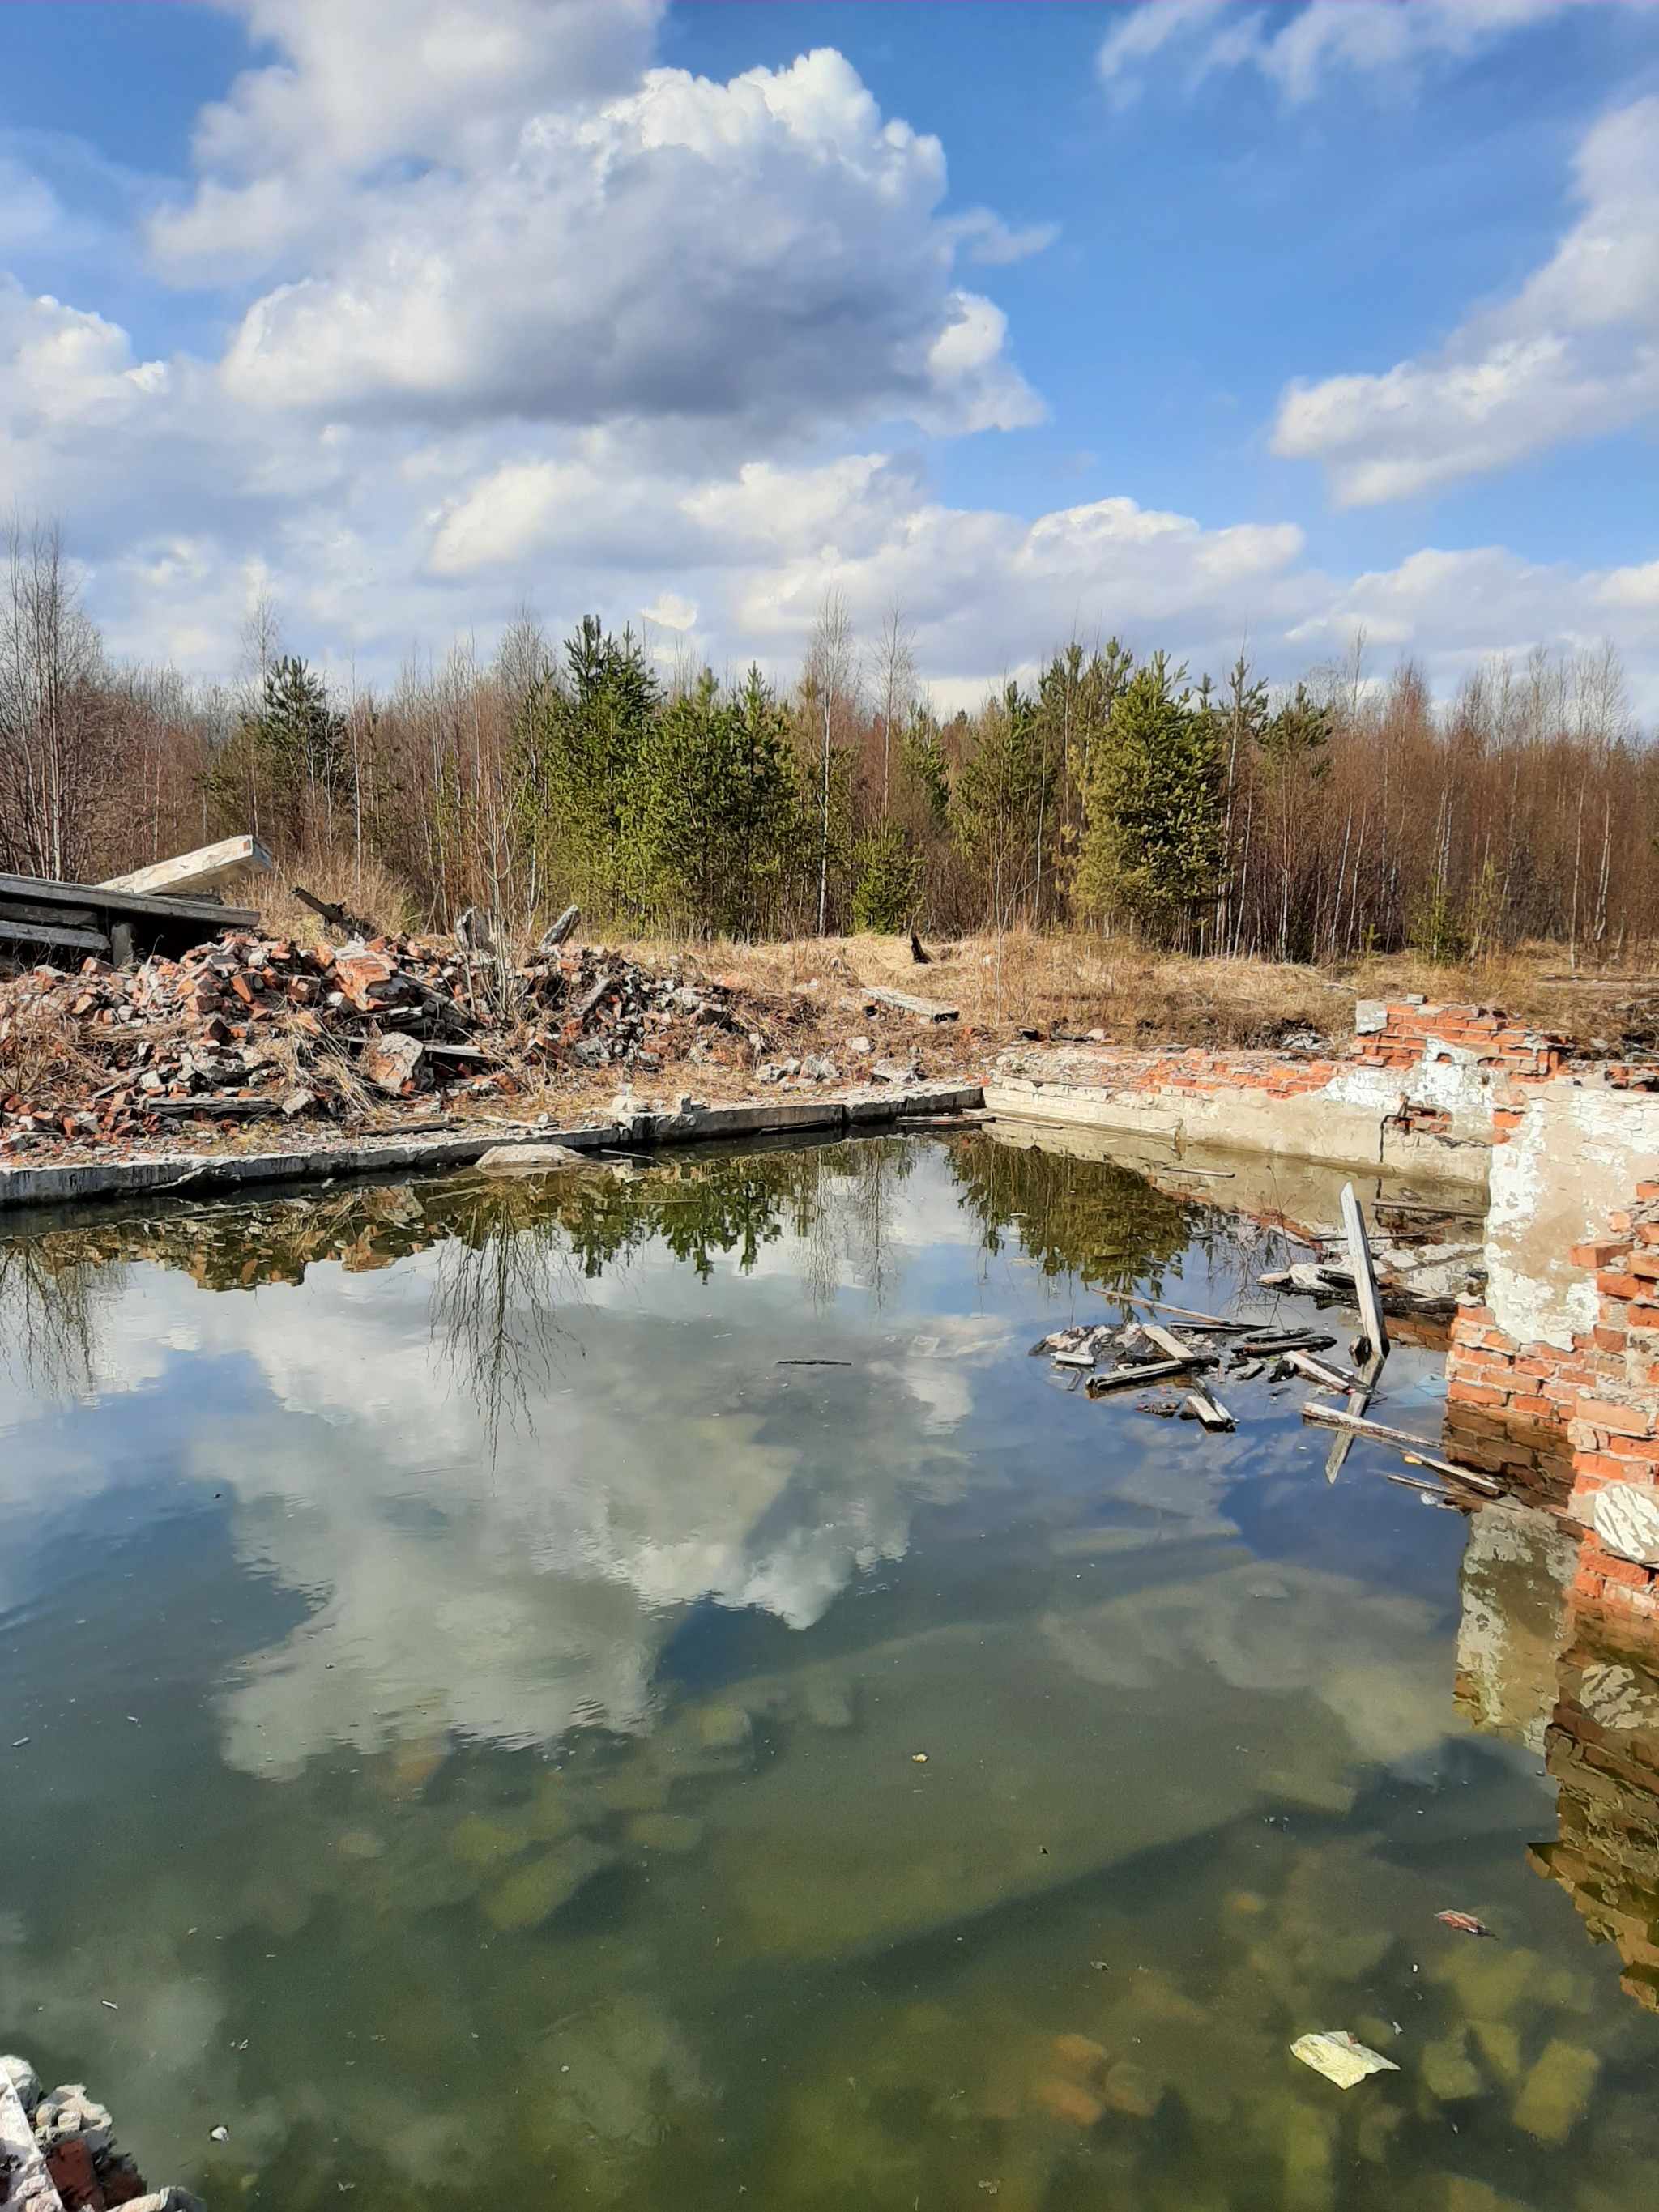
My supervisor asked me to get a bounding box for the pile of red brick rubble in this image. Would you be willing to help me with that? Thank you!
[0,931,765,1149]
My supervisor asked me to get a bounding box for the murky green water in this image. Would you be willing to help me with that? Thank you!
[2,1136,1657,2211]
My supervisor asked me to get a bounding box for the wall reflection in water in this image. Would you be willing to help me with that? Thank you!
[1457,1497,1659,2013]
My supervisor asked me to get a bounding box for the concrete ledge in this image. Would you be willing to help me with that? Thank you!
[984,1080,1183,1142]
[0,1084,986,1210]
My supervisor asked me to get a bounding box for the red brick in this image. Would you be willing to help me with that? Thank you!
[1599,1272,1644,1301]
[1574,1239,1632,1268]
[1575,1453,1629,1482]
[1598,1554,1653,1589]
[1580,1399,1657,1437]
[45,2139,103,2211]
[1630,1251,1659,1281]
[1593,1327,1628,1354]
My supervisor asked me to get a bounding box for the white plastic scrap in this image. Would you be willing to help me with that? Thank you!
[1290,2031,1401,2090]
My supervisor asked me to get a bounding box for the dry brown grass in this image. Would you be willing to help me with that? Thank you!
[249,855,421,947]
[0,996,116,1104]
[612,928,1659,1058]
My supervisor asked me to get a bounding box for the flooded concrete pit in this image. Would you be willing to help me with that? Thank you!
[4,1097,1659,2210]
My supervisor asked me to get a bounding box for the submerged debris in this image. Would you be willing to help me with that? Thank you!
[1290,2031,1401,2089]
[1435,1911,1497,1939]
[0,2055,203,2212]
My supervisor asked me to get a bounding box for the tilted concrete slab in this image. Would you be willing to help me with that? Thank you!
[100,833,274,900]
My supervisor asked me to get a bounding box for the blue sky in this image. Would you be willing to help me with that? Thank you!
[4,0,1659,705]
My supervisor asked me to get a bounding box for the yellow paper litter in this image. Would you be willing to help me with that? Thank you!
[1290,2031,1401,2089]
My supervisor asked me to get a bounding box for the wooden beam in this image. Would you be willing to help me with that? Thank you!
[0,917,110,957]
[100,834,273,900]
[0,897,93,930]
[1340,1181,1391,1362]
[0,872,258,931]
[1301,1401,1499,1491]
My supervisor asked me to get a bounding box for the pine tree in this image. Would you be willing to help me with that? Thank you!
[515,617,659,922]
[851,822,923,932]
[635,666,808,937]
[1075,654,1225,946]
[953,681,1047,927]
[209,655,347,853]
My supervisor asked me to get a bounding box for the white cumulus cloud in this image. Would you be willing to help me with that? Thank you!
[1275,96,1659,503]
[1099,0,1564,107]
[151,5,1043,438]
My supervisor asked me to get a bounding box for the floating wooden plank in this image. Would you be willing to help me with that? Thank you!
[1142,1321,1212,1364]
[1233,1331,1339,1357]
[1184,1387,1235,1431]
[1341,1181,1391,1362]
[1324,1347,1385,1484]
[1284,1347,1358,1393]
[1301,1401,1499,1492]
[1129,1297,1252,1332]
[865,985,959,1023]
[1086,1355,1201,1395]
[100,833,273,900]
[0,916,109,957]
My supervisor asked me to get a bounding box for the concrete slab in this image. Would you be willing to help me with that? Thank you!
[0,1086,987,1212]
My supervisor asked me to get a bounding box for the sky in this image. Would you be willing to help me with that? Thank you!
[6,0,1659,707]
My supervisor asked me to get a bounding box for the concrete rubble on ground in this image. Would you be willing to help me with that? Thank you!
[0,2056,202,2212]
[0,932,815,1153]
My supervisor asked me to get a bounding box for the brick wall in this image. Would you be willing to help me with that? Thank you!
[1448,1180,1659,1625]
[1353,1002,1571,1080]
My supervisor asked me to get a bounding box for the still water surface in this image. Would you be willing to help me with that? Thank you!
[1,1136,1655,2210]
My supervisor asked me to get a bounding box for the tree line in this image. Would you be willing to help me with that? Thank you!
[2,518,1657,964]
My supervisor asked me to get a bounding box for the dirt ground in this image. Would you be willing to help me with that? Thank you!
[5,910,1656,1178]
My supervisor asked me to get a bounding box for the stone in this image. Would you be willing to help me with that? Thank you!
[475,1143,586,1173]
[1511,2038,1598,2143]
[483,1838,612,1929]
[1419,2030,1482,2102]
[1592,1485,1659,1568]
[35,2087,113,2157]
[358,1031,425,1097]
[1,2066,53,2212]
[0,2060,39,2119]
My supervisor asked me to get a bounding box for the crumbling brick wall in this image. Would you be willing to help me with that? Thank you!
[1448,1178,1659,1627]
[1353,1001,1570,1080]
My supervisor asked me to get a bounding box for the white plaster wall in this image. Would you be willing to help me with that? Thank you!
[1487,1081,1659,1349]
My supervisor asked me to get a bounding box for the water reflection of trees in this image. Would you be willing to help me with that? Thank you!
[0,1234,126,1396]
[0,1136,1226,1417]
[945,1136,1199,1301]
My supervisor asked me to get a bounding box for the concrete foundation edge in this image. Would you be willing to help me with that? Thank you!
[0,1084,987,1210]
